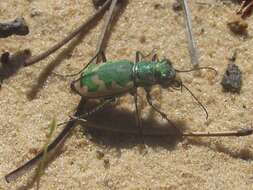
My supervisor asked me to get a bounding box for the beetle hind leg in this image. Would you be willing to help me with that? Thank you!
[151,53,159,62]
[135,51,145,63]
[74,97,115,122]
[135,48,159,63]
[95,51,107,64]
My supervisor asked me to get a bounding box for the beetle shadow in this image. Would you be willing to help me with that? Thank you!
[9,100,253,190]
[78,100,253,160]
[77,100,187,150]
[27,1,128,100]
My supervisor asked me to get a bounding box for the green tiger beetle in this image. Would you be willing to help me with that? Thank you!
[70,51,211,132]
[5,51,253,183]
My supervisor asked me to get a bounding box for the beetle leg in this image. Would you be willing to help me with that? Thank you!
[136,48,159,62]
[135,51,145,63]
[53,51,103,78]
[71,97,115,123]
[145,88,175,127]
[133,88,145,144]
[78,50,107,73]
[100,51,107,62]
[151,53,159,62]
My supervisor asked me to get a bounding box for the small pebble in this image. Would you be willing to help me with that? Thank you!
[96,150,105,160]
[153,3,163,10]
[30,9,42,17]
[172,0,182,12]
[139,35,146,44]
[103,159,110,169]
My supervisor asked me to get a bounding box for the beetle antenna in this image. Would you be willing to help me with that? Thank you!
[181,83,208,120]
[53,51,100,78]
[175,66,217,75]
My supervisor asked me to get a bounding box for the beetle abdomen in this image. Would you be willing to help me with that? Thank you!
[74,60,134,98]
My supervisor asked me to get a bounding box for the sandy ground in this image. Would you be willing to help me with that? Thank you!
[1,0,253,189]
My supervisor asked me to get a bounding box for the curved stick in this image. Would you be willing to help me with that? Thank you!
[5,98,85,182]
[5,121,74,182]
[5,98,113,183]
[183,128,253,137]
[24,0,112,66]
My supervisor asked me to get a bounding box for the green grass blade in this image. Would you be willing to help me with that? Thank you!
[35,119,57,189]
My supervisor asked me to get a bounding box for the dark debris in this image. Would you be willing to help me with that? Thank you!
[0,17,29,38]
[0,49,31,87]
[221,62,242,93]
[172,0,183,12]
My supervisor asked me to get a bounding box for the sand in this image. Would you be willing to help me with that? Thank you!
[1,0,253,189]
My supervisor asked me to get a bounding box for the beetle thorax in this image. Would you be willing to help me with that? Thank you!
[134,60,176,87]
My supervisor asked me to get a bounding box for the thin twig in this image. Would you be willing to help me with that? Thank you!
[59,115,253,138]
[24,0,113,66]
[181,0,199,67]
[183,128,253,137]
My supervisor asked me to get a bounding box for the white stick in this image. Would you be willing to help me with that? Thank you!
[181,0,199,67]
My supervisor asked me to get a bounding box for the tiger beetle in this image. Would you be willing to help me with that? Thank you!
[5,51,253,183]
[70,50,212,131]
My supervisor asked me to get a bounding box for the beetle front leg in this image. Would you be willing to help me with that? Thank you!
[145,88,175,127]
[132,88,145,144]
